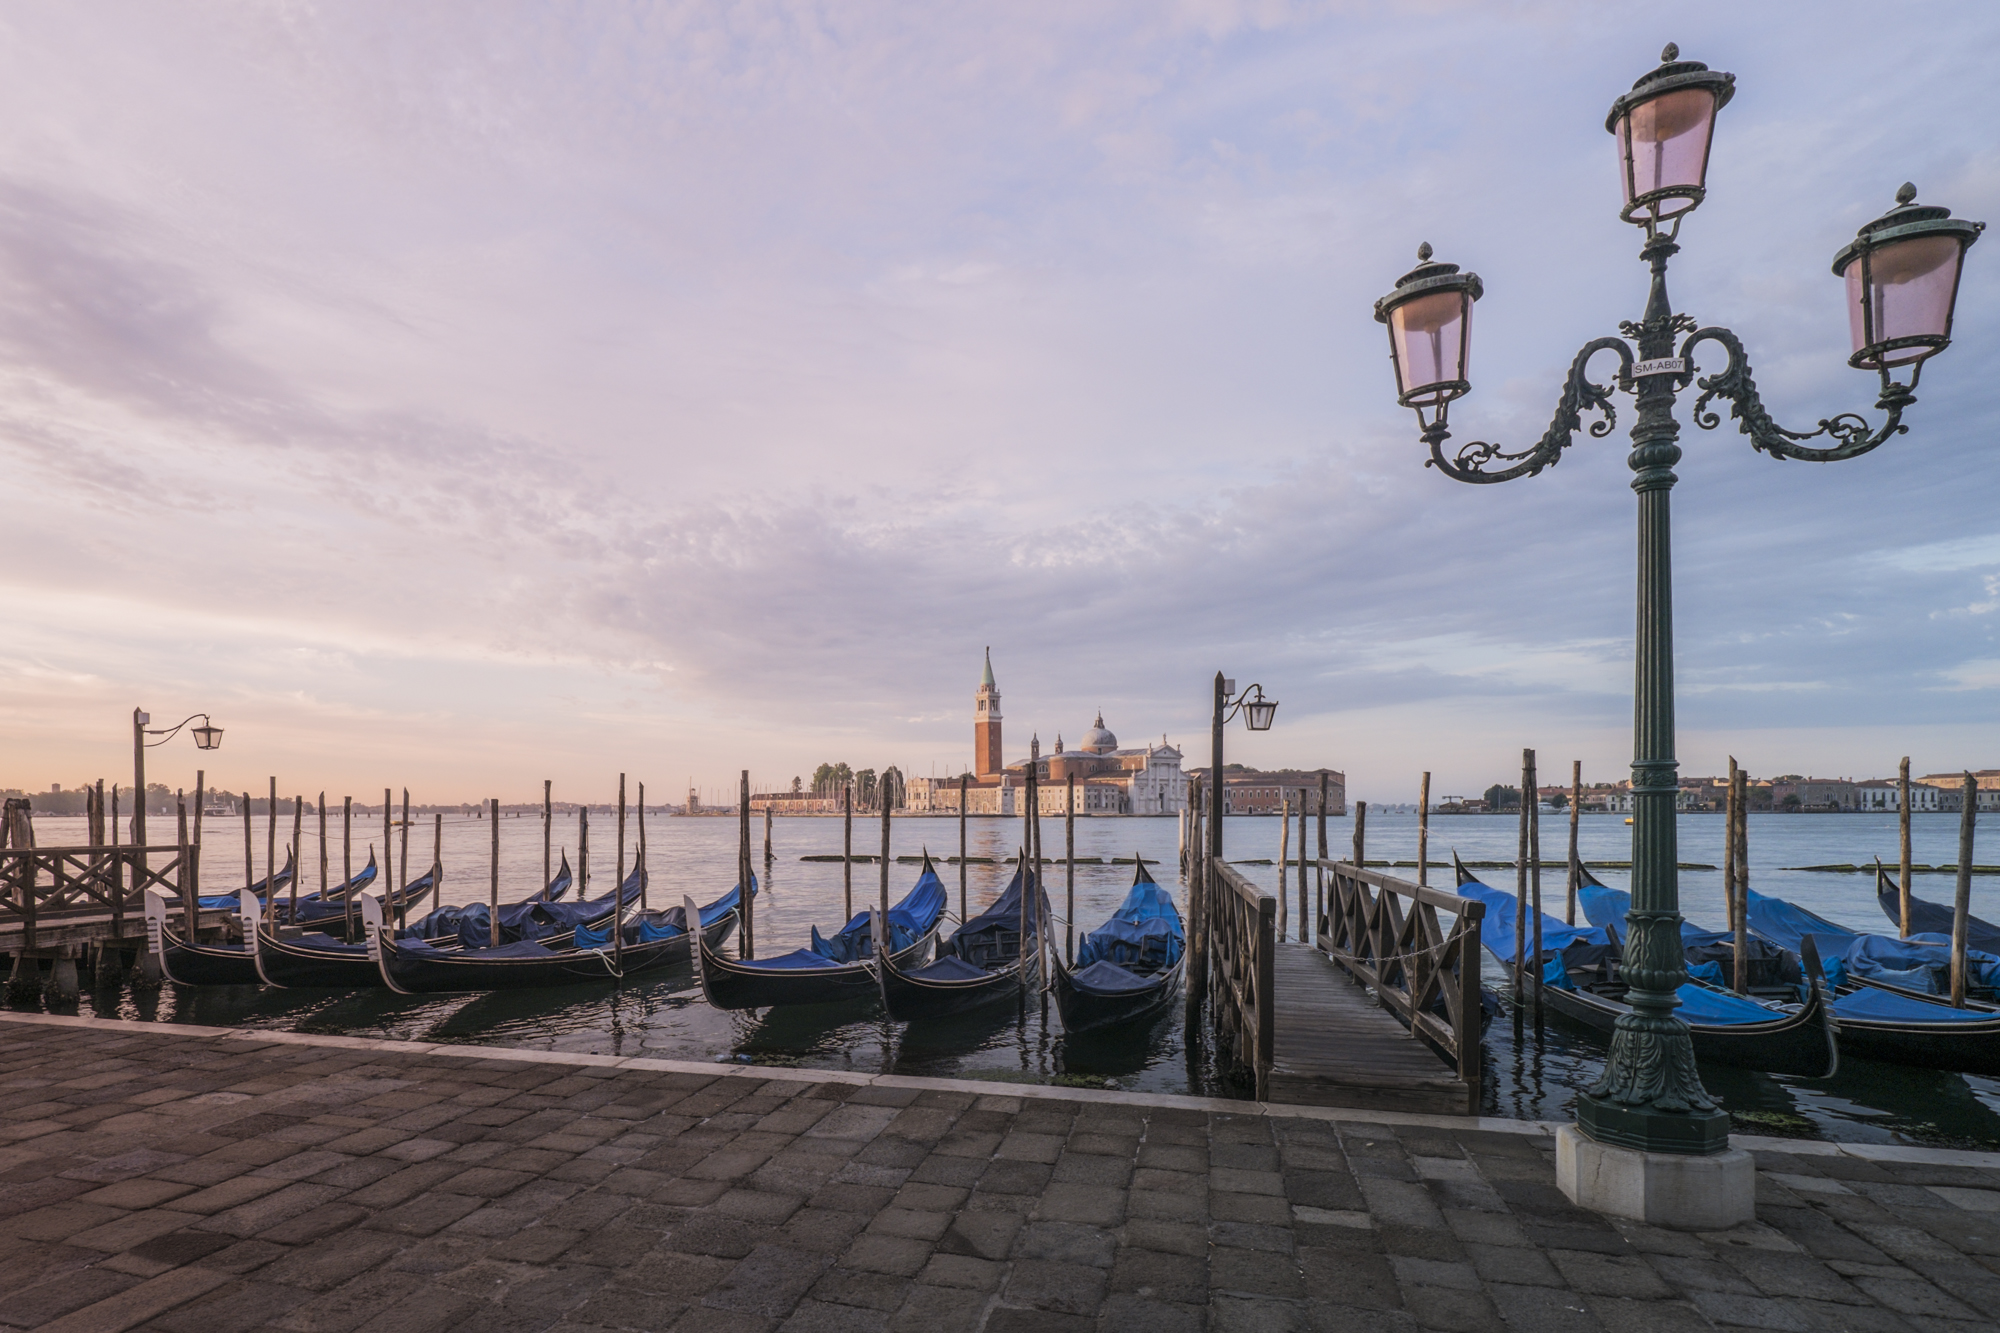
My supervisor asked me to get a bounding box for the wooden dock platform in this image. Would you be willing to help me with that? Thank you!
[1266,943,1471,1115]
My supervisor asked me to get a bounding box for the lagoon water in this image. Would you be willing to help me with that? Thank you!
[21,808,2000,1149]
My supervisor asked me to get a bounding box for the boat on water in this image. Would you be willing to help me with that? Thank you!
[360,860,741,993]
[252,856,571,989]
[149,852,443,987]
[1875,864,2000,955]
[878,860,1046,1021]
[1453,854,1838,1078]
[691,861,941,1010]
[1736,873,2000,1076]
[1050,858,1184,1034]
[196,850,295,912]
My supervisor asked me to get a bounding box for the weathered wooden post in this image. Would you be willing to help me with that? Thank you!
[489,798,501,948]
[1297,790,1309,946]
[1565,761,1582,924]
[178,794,196,943]
[1724,758,1739,989]
[1417,771,1430,888]
[1065,773,1075,964]
[1277,796,1291,941]
[397,789,411,931]
[290,793,303,922]
[1186,775,1207,1022]
[1898,756,1914,937]
[1514,751,1530,1006]
[1733,767,1750,991]
[958,774,968,926]
[580,806,591,949]
[381,788,393,930]
[618,774,627,899]
[1022,763,1036,994]
[1953,771,1977,1007]
[637,782,648,909]
[738,771,753,959]
[1351,800,1366,870]
[342,796,354,940]
[317,792,328,914]
[879,778,891,922]
[843,782,853,922]
[1316,772,1329,931]
[764,801,773,863]
[267,776,278,930]
[1528,750,1543,1025]
[543,780,553,896]
[131,707,147,849]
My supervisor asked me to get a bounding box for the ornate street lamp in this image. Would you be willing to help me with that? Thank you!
[131,709,223,847]
[1373,45,1980,1223]
[1208,677,1278,864]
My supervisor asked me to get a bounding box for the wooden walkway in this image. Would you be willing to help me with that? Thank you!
[1266,943,1472,1115]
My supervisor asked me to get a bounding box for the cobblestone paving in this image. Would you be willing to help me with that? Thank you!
[3,1020,2000,1332]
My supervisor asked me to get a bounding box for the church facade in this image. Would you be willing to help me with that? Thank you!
[905,651,1187,816]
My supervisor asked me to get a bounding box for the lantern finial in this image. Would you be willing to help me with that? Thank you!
[1896,182,1917,206]
[1417,241,1433,262]
[1661,42,1678,62]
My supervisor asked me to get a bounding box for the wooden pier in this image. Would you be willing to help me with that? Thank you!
[1192,857,1483,1115]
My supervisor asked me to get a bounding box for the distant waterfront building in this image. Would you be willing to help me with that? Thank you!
[1184,769,1346,817]
[904,652,1189,816]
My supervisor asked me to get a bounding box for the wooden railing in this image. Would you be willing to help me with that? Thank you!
[1205,859,1276,1100]
[0,844,201,951]
[1315,859,1484,1105]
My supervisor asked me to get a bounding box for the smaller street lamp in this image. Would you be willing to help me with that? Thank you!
[132,709,223,847]
[1208,675,1278,865]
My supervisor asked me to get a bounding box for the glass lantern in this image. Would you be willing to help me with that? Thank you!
[192,720,223,750]
[1374,243,1483,412]
[1832,185,1985,374]
[1606,45,1735,228]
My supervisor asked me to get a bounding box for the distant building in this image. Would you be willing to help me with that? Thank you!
[1771,778,1857,812]
[904,652,1189,816]
[1184,769,1346,817]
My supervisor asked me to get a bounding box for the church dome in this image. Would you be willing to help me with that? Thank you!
[1080,712,1118,754]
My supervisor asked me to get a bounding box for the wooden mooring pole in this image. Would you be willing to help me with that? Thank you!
[879,779,891,922]
[290,794,303,922]
[1065,774,1075,965]
[1296,790,1308,947]
[637,783,648,909]
[1277,796,1290,942]
[617,774,627,900]
[1733,766,1750,992]
[739,771,753,960]
[1514,751,1529,1007]
[1953,771,1977,1007]
[1566,761,1581,925]
[843,783,853,922]
[1316,773,1329,931]
[398,789,410,932]
[1899,756,1914,937]
[1417,772,1429,888]
[489,798,501,948]
[342,797,353,940]
[1724,758,1740,989]
[958,774,968,927]
[1527,750,1542,1025]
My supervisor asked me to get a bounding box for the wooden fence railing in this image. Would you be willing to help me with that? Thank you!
[1314,859,1484,1105]
[1205,859,1276,1100]
[0,844,202,952]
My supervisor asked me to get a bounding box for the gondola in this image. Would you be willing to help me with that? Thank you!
[289,856,435,929]
[1740,875,2000,1075]
[877,861,1045,1021]
[1453,854,1838,1078]
[1050,858,1184,1033]
[145,889,261,986]
[254,857,482,988]
[1875,863,2000,954]
[1573,859,1802,998]
[691,861,942,1010]
[360,863,738,993]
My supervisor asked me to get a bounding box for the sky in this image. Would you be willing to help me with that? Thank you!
[1,1,1997,808]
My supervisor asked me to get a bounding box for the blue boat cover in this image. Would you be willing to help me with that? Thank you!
[446,863,655,948]
[1580,878,1739,944]
[296,863,424,925]
[1844,932,2000,994]
[808,863,949,963]
[907,954,991,982]
[1832,986,1997,1024]
[1070,959,1158,994]
[1456,879,1607,965]
[1075,871,1183,972]
[742,948,848,971]
[1674,983,1793,1025]
[951,865,1044,958]
[201,850,299,910]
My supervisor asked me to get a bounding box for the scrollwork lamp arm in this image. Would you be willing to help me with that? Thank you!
[1422,338,1635,484]
[1680,326,1911,464]
[142,713,213,748]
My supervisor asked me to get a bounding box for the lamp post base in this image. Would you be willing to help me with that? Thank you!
[1576,1092,1732,1154]
[1556,1124,1754,1230]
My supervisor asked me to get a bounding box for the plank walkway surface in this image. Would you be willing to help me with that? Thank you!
[1267,944,1473,1117]
[3,1015,2000,1332]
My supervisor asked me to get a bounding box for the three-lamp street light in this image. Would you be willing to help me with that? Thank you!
[1374,45,1981,1181]
[1208,675,1277,865]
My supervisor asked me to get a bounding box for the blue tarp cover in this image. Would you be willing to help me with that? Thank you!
[1844,932,2000,995]
[908,954,990,983]
[1889,885,2000,955]
[952,866,1044,956]
[1674,983,1792,1026]
[1832,986,1997,1024]
[1069,959,1158,993]
[1580,878,1738,944]
[743,948,846,970]
[808,864,948,963]
[1456,878,1607,965]
[1075,874,1183,972]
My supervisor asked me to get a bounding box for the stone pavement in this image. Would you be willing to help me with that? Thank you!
[2,1015,1999,1332]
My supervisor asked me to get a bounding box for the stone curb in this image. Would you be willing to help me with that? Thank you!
[8,1009,1998,1169]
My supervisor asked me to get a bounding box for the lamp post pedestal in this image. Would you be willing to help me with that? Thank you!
[1556,1126,1754,1229]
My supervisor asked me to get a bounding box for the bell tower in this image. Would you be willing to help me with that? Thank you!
[974,648,1003,778]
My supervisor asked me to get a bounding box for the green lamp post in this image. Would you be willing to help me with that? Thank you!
[1373,45,1981,1196]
